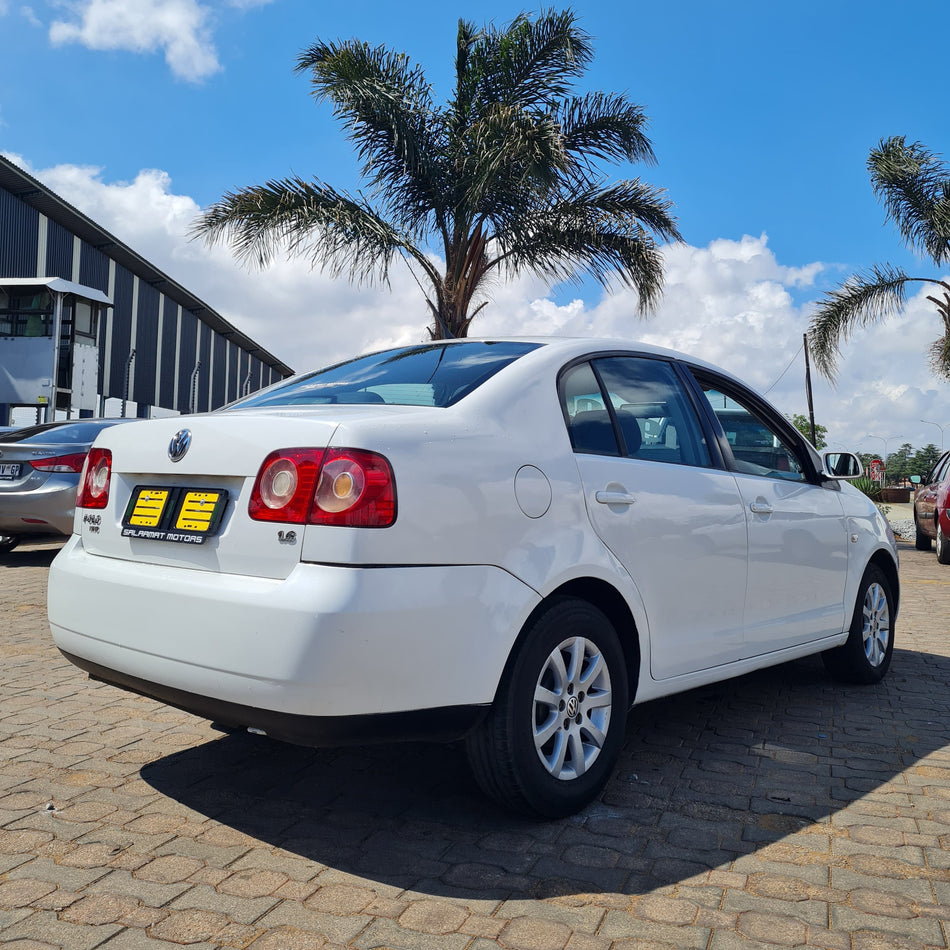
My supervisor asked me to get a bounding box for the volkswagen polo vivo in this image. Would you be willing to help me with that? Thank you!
[48,338,899,817]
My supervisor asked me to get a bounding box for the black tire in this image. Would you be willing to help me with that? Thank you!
[915,518,931,551]
[822,564,894,684]
[466,597,629,819]
[936,519,950,565]
[0,535,19,555]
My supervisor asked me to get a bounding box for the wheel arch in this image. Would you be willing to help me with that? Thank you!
[501,577,641,708]
[868,549,900,617]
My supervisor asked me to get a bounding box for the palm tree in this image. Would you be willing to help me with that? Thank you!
[808,136,950,380]
[191,9,681,339]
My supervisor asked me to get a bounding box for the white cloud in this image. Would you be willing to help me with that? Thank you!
[8,155,950,451]
[49,0,221,82]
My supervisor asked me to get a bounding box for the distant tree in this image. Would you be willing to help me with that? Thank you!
[788,412,827,449]
[885,442,914,484]
[192,9,681,340]
[911,443,943,477]
[808,136,950,380]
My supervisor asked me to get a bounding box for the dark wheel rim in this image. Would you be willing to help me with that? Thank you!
[862,581,890,668]
[533,636,612,780]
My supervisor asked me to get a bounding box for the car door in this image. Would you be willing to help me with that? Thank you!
[561,356,749,680]
[692,373,850,656]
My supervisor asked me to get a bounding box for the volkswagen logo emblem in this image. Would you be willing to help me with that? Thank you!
[168,429,192,462]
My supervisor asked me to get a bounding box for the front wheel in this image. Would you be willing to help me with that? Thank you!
[915,518,931,551]
[822,564,894,684]
[466,598,629,818]
[936,519,950,565]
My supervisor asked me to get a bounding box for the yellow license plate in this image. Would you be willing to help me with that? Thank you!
[122,486,228,543]
[127,488,170,527]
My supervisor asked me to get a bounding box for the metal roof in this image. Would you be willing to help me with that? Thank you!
[0,154,294,376]
[0,276,112,305]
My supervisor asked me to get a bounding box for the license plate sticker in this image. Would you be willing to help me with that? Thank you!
[122,486,227,543]
[0,463,21,480]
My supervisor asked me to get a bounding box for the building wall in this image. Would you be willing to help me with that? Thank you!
[0,183,285,415]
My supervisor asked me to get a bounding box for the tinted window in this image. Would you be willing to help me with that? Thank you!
[561,362,619,456]
[229,342,541,409]
[701,386,807,482]
[560,357,711,466]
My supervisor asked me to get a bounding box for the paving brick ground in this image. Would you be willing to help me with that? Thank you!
[0,535,948,949]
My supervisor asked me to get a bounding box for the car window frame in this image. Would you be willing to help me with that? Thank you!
[682,366,826,485]
[557,352,726,469]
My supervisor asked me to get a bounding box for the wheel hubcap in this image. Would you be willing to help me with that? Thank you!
[862,582,890,668]
[533,636,612,781]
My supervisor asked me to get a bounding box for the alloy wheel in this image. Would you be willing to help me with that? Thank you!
[533,636,612,780]
[862,581,890,667]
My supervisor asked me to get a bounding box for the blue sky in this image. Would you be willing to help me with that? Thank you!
[2,0,949,450]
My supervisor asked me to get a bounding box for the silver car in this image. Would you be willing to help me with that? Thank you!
[0,419,133,553]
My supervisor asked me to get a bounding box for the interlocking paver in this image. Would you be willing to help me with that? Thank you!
[0,536,949,948]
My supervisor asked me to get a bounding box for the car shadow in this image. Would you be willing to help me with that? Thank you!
[0,542,63,568]
[140,646,949,899]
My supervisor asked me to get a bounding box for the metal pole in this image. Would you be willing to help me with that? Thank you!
[803,332,817,445]
[190,362,201,414]
[920,419,948,452]
[120,349,135,418]
[48,291,63,424]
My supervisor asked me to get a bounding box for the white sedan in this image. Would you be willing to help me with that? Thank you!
[48,338,898,817]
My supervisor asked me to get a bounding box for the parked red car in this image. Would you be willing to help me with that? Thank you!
[913,450,950,564]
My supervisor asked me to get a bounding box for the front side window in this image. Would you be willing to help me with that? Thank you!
[560,356,711,466]
[701,385,807,482]
[228,341,541,409]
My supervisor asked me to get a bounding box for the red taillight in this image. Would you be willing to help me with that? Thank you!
[32,452,88,473]
[76,448,112,509]
[248,447,396,527]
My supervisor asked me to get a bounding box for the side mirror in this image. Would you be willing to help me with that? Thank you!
[821,451,863,479]
[910,475,921,485]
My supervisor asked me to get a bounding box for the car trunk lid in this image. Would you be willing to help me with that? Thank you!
[77,413,341,579]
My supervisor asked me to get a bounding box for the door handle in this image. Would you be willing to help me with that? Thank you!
[749,500,773,515]
[595,491,637,506]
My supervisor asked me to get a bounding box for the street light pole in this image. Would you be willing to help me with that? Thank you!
[920,419,950,452]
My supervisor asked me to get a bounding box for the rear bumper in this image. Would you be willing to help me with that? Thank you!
[0,474,76,537]
[61,649,488,746]
[48,536,539,732]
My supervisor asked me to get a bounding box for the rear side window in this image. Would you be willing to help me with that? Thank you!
[560,357,711,467]
[229,341,541,409]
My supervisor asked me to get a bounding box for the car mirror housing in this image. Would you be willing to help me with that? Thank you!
[910,475,921,485]
[822,451,864,480]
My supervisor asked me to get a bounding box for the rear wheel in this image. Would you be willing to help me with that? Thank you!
[0,535,19,555]
[822,564,894,684]
[466,597,628,818]
[915,518,932,551]
[936,519,950,565]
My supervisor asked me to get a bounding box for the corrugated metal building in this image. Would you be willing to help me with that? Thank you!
[0,155,293,424]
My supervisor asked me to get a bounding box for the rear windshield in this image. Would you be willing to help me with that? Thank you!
[229,341,541,409]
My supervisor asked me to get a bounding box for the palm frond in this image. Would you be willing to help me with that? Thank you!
[190,176,430,287]
[868,136,950,266]
[928,331,950,380]
[558,93,656,167]
[452,9,592,123]
[295,39,445,235]
[807,264,912,379]
[490,179,680,310]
